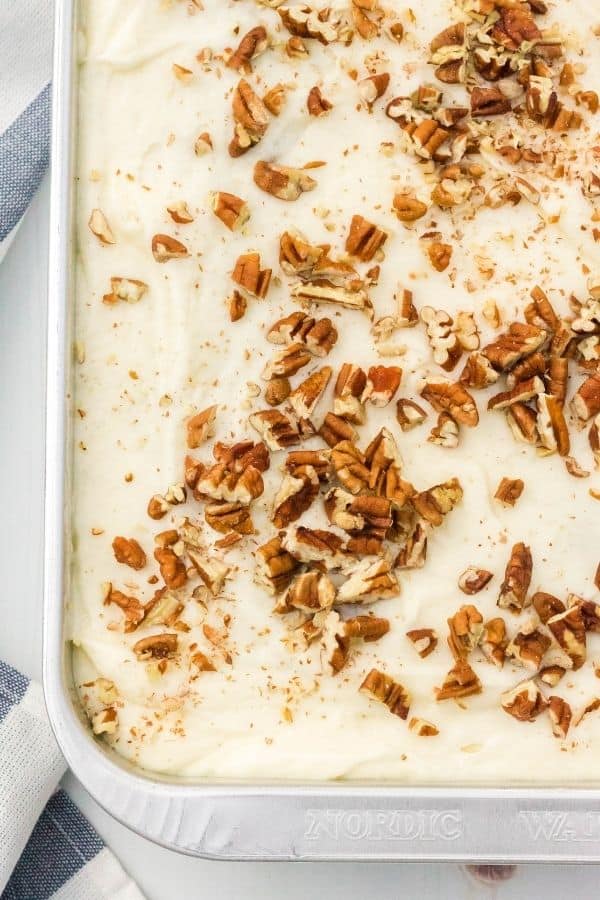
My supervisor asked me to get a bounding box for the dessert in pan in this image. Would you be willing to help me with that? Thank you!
[72,0,600,781]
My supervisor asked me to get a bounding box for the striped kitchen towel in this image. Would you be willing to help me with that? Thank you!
[0,0,54,261]
[0,661,145,900]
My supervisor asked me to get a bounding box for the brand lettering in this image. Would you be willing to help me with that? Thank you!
[304,809,462,842]
[520,810,600,842]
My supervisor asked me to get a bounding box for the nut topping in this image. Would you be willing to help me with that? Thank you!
[571,373,600,425]
[337,558,400,604]
[103,277,148,305]
[273,466,320,528]
[409,718,439,737]
[229,79,270,157]
[458,567,493,596]
[362,365,402,407]
[227,26,268,73]
[547,604,587,671]
[436,660,481,701]
[211,192,250,231]
[345,215,388,262]
[133,633,178,661]
[204,500,254,535]
[396,398,427,431]
[249,409,300,450]
[421,307,462,371]
[428,412,459,448]
[186,405,217,450]
[412,477,463,527]
[501,679,548,722]
[420,378,478,427]
[88,209,115,245]
[494,477,524,507]
[151,234,188,262]
[482,323,547,372]
[532,591,565,624]
[232,252,272,299]
[481,618,508,669]
[112,536,146,570]
[255,535,299,595]
[254,161,317,200]
[548,696,572,739]
[447,604,484,660]
[406,628,438,658]
[104,587,146,633]
[307,86,332,116]
[498,542,532,614]
[506,624,551,671]
[282,571,336,613]
[360,669,411,720]
[288,366,332,420]
[154,547,187,589]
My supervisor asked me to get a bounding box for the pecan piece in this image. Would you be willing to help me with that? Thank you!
[255,535,299,594]
[547,604,587,671]
[273,466,320,528]
[188,552,230,597]
[481,617,507,668]
[112,536,146,570]
[288,366,332,420]
[249,409,300,450]
[154,547,187,589]
[262,343,311,380]
[232,252,272,299]
[88,209,115,245]
[406,628,438,658]
[427,241,452,272]
[589,415,600,466]
[151,234,188,262]
[331,441,371,494]
[458,567,493,596]
[412,477,463,527]
[548,696,572,739]
[213,440,270,474]
[211,191,250,231]
[394,520,428,570]
[539,665,566,688]
[506,624,551,671]
[254,161,317,200]
[196,463,264,504]
[436,660,481,701]
[501,679,548,722]
[506,352,547,390]
[358,73,390,108]
[360,669,411,720]
[307,86,332,116]
[282,571,336,613]
[345,615,390,642]
[186,405,217,449]
[571,373,600,424]
[506,402,539,445]
[104,587,146,633]
[267,311,338,357]
[459,353,499,390]
[319,412,357,448]
[147,494,169,521]
[396,398,427,431]
[204,500,254,535]
[133,633,178,661]
[487,376,544,411]
[227,26,268,74]
[536,393,570,457]
[362,365,402,407]
[263,83,287,116]
[392,194,428,223]
[447,605,484,660]
[337,558,400,604]
[494,477,524,507]
[470,86,511,117]
[102,277,148,305]
[428,412,459,448]
[420,307,462,371]
[284,527,347,569]
[228,290,247,323]
[345,215,388,262]
[420,378,478,426]
[409,718,439,737]
[498,542,532,613]
[229,79,270,158]
[334,364,367,424]
[285,449,331,481]
[532,591,565,624]
[482,323,547,371]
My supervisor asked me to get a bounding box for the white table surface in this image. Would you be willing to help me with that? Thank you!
[1,175,599,899]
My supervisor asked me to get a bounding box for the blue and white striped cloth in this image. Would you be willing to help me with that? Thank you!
[0,662,145,900]
[0,4,145,897]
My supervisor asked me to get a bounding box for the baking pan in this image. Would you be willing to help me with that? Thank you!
[43,0,600,861]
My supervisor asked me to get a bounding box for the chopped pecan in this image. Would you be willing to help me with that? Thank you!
[334,364,367,424]
[267,311,338,357]
[188,552,230,597]
[358,73,390,108]
[263,83,287,116]
[284,527,347,569]
[254,161,317,200]
[420,378,478,426]
[421,308,462,371]
[249,409,300,450]
[154,547,187,589]
[133,633,178,661]
[458,567,493,596]
[204,500,254,535]
[393,193,428,223]
[409,718,439,737]
[143,589,183,629]
[279,4,345,44]
[406,628,438,658]
[459,353,500,390]
[360,669,411,720]
[229,79,269,157]
[265,377,291,406]
[506,624,551,671]
[536,393,570,456]
[278,230,325,276]
[319,412,357,448]
[104,587,146,633]
[532,591,565,624]
[282,571,336,613]
[211,191,250,231]
[427,241,452,272]
[498,542,532,614]
[186,405,217,450]
[506,402,539,445]
[396,398,427,431]
[412,477,463,527]
[285,449,331,481]
[102,277,148,305]
[92,707,118,736]
[147,494,169,521]
[345,215,388,262]
[589,415,600,466]
[362,365,402,407]
[539,665,566,687]
[447,605,484,660]
[547,604,587,670]
[501,679,548,722]
[344,615,390,642]
[337,558,400,604]
[286,36,309,57]
[325,489,392,538]
[574,698,600,727]
[481,617,507,668]
[262,343,311,380]
[190,652,216,673]
[255,535,299,594]
[288,366,332,420]
[483,323,548,372]
[194,132,213,156]
[167,201,193,224]
[394,520,428,569]
[487,375,544,411]
[331,441,371,494]
[273,466,320,528]
[470,86,511,117]
[227,26,268,73]
[548,696,572,739]
[571,373,600,424]
[436,660,481,701]
[454,312,480,352]
[291,278,372,316]
[228,290,247,322]
[428,412,459,448]
[196,463,264,504]
[364,428,404,494]
[112,536,146,570]
[307,86,332,116]
[526,286,560,332]
[506,352,547,390]
[429,23,467,84]
[88,208,115,245]
[151,234,188,262]
[232,252,272,299]
[494,477,524,507]
[213,440,270,474]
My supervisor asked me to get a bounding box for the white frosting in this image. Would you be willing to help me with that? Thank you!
[72,0,600,781]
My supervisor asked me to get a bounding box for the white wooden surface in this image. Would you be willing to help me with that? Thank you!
[1,175,598,898]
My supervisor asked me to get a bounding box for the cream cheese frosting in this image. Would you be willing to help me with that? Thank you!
[71,0,600,782]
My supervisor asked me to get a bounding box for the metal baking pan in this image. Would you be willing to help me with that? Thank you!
[43,0,600,862]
